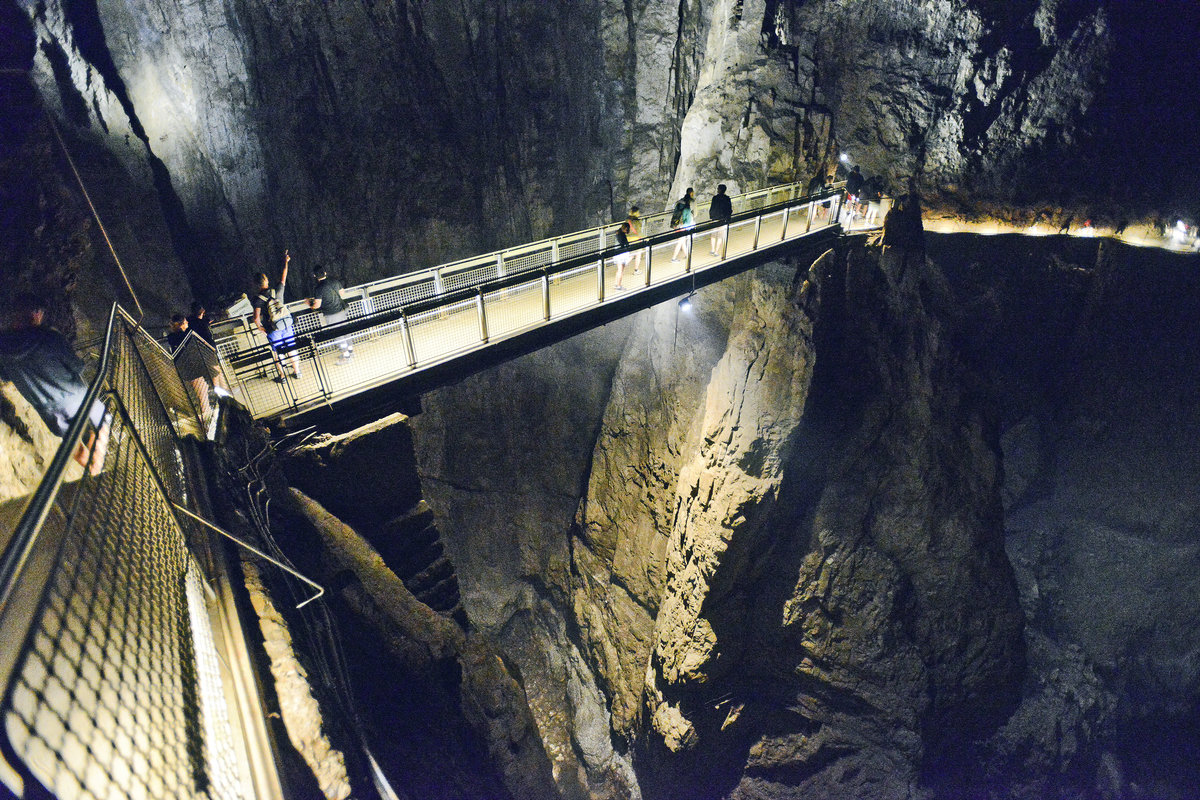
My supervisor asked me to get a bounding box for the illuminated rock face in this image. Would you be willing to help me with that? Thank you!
[411,239,1025,799]
[15,0,1118,303]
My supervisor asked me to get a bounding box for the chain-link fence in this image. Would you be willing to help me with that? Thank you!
[0,306,247,800]
[170,330,233,439]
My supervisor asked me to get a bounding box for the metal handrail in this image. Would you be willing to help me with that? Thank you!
[224,184,853,421]
[213,180,824,345]
[0,306,119,619]
[0,304,300,800]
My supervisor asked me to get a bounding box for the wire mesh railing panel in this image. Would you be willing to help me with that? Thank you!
[546,263,599,318]
[111,321,191,505]
[1,391,210,800]
[502,246,553,277]
[370,278,437,312]
[482,282,543,339]
[407,299,481,363]
[291,310,324,337]
[173,334,230,438]
[441,261,499,293]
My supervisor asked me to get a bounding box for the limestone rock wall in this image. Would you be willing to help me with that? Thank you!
[412,237,1025,799]
[13,0,1159,306]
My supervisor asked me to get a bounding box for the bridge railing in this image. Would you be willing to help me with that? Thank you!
[0,305,255,800]
[224,185,852,420]
[169,330,233,438]
[210,180,822,361]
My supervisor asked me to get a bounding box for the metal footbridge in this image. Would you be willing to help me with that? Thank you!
[215,181,879,430]
[0,179,881,800]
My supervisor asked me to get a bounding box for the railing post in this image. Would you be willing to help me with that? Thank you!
[780,207,790,241]
[497,252,506,277]
[722,222,730,259]
[400,310,417,367]
[552,239,559,265]
[644,245,653,286]
[806,201,814,233]
[834,190,845,226]
[476,287,489,342]
[686,233,693,272]
[310,336,332,402]
[597,256,606,301]
[752,214,762,250]
[542,273,551,320]
[434,268,445,295]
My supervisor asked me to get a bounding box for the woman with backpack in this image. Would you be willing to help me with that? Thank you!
[252,249,302,382]
[671,187,695,262]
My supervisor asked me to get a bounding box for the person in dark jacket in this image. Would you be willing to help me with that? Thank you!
[708,184,733,256]
[0,293,109,473]
[186,301,216,347]
[166,313,190,353]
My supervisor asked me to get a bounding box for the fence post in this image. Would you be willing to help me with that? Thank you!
[476,287,489,342]
[597,256,606,301]
[400,310,417,367]
[686,233,693,272]
[542,273,551,320]
[806,201,814,233]
[752,214,762,250]
[644,245,653,287]
[834,190,845,226]
[434,268,445,296]
[496,252,506,277]
[781,207,790,241]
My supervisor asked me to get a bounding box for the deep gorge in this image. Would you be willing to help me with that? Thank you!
[2,1,1199,798]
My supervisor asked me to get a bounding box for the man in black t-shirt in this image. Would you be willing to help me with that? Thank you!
[307,266,353,362]
[708,184,733,256]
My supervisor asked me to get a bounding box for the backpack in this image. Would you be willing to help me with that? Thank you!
[263,289,291,329]
[670,201,686,228]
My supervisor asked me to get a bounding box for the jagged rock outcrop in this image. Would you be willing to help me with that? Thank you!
[412,232,1025,799]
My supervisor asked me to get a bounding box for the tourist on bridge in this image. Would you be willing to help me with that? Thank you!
[626,206,644,273]
[166,313,213,419]
[186,301,216,347]
[845,165,865,221]
[307,266,354,363]
[0,293,109,474]
[708,184,733,256]
[670,187,696,262]
[614,221,633,291]
[252,250,302,382]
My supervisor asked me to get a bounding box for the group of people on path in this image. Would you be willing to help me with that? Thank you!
[252,250,353,383]
[612,184,735,290]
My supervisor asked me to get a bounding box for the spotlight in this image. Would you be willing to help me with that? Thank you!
[678,293,693,312]
[839,153,850,163]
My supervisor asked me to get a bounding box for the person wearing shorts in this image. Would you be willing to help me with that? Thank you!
[252,250,302,381]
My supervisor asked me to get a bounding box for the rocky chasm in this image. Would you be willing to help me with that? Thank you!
[270,232,1200,799]
[3,0,1200,797]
